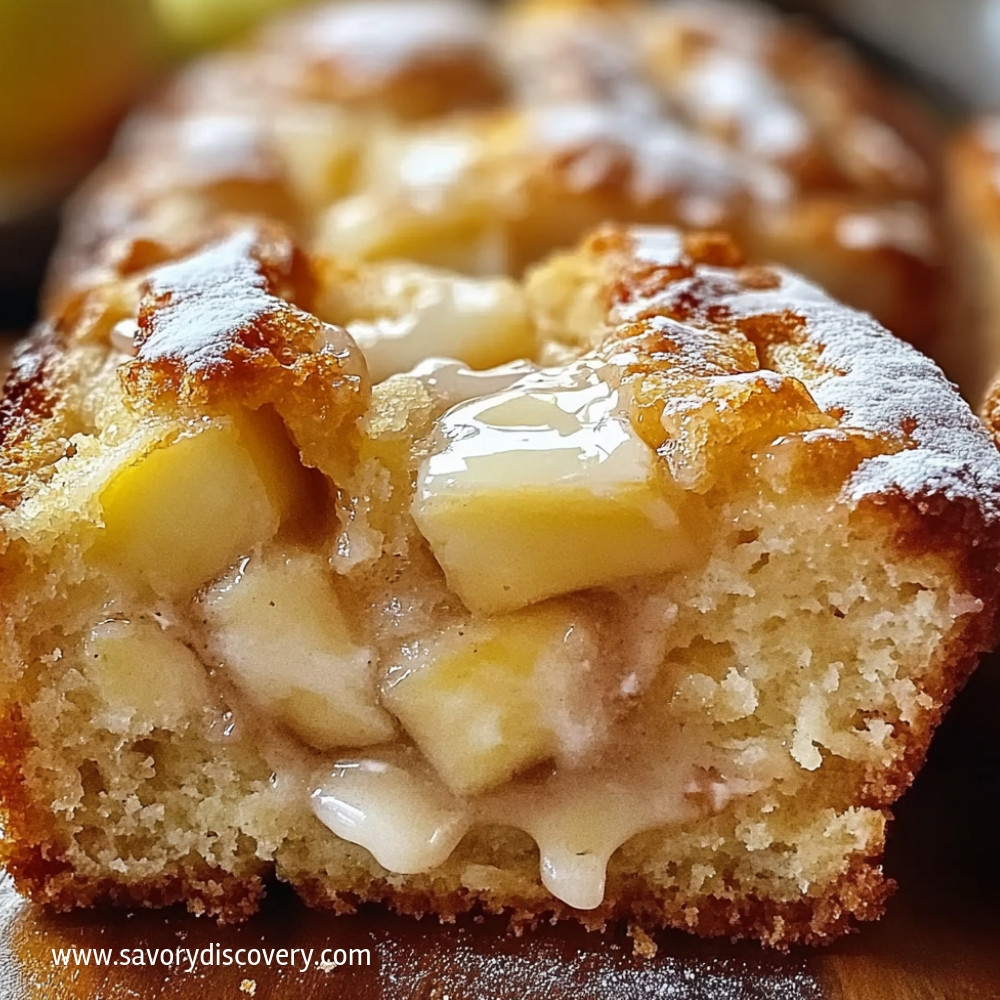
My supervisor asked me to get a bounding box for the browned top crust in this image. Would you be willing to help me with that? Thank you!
[43,0,942,352]
[5,219,997,535]
[126,228,355,410]
[257,0,505,117]
[556,227,1000,517]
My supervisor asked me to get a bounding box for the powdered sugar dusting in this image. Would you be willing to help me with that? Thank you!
[529,104,792,207]
[136,230,296,371]
[719,268,1000,517]
[631,228,688,267]
[505,10,659,116]
[271,0,491,78]
[615,225,1000,518]
[677,50,811,159]
[510,0,796,211]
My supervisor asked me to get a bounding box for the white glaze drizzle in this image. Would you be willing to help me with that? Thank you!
[311,737,747,911]
[416,358,653,497]
[407,357,539,404]
[312,756,469,873]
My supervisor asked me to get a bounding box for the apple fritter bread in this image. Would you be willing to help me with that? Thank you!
[46,0,943,353]
[1,221,998,947]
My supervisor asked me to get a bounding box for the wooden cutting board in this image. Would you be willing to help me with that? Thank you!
[1,665,998,1000]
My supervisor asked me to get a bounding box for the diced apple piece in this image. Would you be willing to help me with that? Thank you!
[418,493,683,616]
[235,407,317,526]
[203,550,395,749]
[412,361,696,614]
[314,192,508,275]
[92,410,308,598]
[272,105,363,209]
[81,618,212,727]
[338,268,535,383]
[321,124,496,272]
[383,605,591,796]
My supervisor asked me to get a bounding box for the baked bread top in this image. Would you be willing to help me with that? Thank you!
[46,0,942,349]
[4,222,997,566]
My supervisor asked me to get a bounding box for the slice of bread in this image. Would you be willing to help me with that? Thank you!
[1,223,998,947]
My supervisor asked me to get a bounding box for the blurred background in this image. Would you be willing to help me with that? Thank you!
[2,0,997,331]
[0,0,303,328]
[797,0,1000,106]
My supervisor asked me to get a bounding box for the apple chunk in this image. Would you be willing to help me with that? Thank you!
[317,262,535,383]
[92,410,308,598]
[202,549,395,750]
[315,192,508,276]
[412,361,694,614]
[81,618,212,728]
[382,604,596,796]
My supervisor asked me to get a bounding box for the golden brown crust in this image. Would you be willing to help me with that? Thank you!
[0,328,64,455]
[0,327,77,509]
[537,225,1000,521]
[291,851,894,950]
[4,861,267,925]
[259,0,506,119]
[2,845,890,950]
[41,0,943,355]
[124,228,358,413]
[15,222,994,531]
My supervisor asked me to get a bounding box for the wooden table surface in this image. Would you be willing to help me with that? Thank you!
[0,662,997,1000]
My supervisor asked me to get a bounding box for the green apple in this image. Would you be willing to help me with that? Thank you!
[152,0,303,50]
[0,0,158,177]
